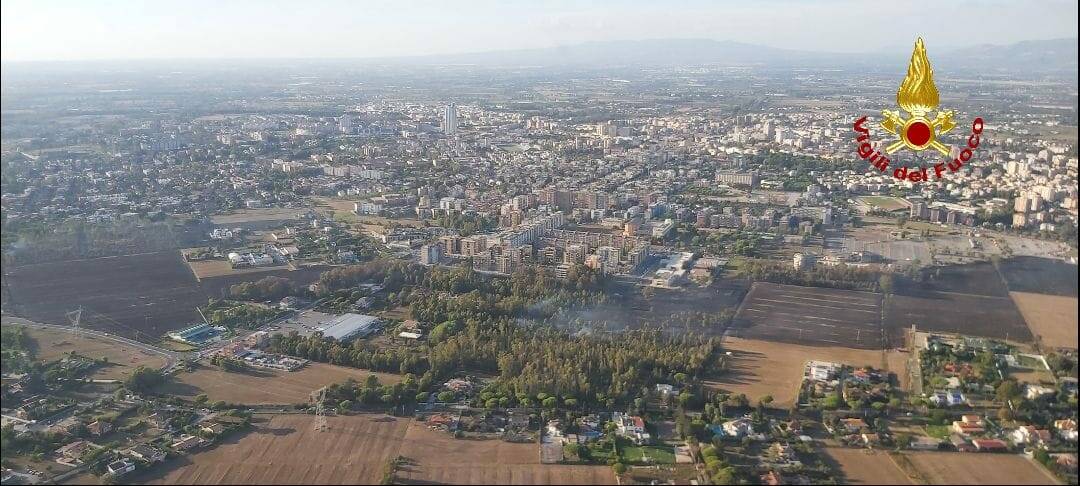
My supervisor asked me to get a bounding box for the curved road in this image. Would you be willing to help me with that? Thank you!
[1,314,184,372]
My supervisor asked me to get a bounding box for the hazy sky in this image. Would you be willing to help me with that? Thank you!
[2,0,1076,61]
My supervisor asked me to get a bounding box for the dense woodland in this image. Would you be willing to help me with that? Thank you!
[266,259,720,406]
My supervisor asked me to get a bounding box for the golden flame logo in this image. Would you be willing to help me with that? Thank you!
[880,38,955,156]
[897,38,939,115]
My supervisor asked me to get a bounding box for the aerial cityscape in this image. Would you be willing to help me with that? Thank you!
[1,1,1077,485]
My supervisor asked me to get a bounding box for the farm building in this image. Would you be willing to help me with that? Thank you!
[319,313,382,342]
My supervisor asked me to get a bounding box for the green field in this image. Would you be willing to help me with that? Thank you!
[924,425,951,439]
[621,445,676,465]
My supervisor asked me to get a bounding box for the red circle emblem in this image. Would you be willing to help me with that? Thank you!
[906,121,932,146]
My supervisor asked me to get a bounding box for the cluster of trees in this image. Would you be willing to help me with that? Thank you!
[432,212,496,236]
[739,259,882,292]
[124,366,165,393]
[0,423,66,458]
[0,326,37,374]
[227,276,304,302]
[321,374,420,410]
[700,444,737,484]
[266,258,716,406]
[203,300,286,330]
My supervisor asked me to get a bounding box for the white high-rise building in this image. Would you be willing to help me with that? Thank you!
[443,103,458,135]
[338,115,353,134]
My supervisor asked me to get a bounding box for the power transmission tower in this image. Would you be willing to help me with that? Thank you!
[66,307,83,338]
[313,386,329,432]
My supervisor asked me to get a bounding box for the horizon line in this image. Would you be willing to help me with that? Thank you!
[2,36,1076,65]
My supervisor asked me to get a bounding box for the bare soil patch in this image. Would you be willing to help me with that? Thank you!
[162,362,402,405]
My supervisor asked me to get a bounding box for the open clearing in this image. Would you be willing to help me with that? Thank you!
[209,208,302,226]
[705,337,907,407]
[823,447,912,485]
[395,420,616,485]
[161,363,402,405]
[903,451,1058,485]
[142,414,614,485]
[1010,292,1078,349]
[858,196,910,212]
[5,323,167,380]
[731,282,886,349]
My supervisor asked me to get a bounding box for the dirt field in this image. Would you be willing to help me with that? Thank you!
[144,414,410,484]
[704,337,908,407]
[162,363,403,405]
[183,257,291,280]
[1011,292,1078,349]
[903,451,1059,485]
[823,447,912,485]
[731,283,885,348]
[140,414,614,485]
[5,324,167,380]
[209,208,302,225]
[395,420,617,485]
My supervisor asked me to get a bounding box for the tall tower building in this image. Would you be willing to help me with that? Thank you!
[443,103,458,135]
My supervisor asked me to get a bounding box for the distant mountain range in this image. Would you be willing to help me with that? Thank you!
[396,38,1078,74]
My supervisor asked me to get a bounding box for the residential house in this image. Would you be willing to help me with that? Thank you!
[952,415,985,436]
[971,439,1008,452]
[1054,453,1078,473]
[126,444,166,463]
[1054,419,1078,442]
[1011,425,1052,447]
[171,434,206,451]
[838,418,868,434]
[55,440,97,462]
[1024,384,1055,401]
[106,459,136,476]
[87,420,113,437]
[613,412,651,444]
[721,417,754,438]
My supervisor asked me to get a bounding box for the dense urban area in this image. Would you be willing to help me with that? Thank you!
[2,37,1078,485]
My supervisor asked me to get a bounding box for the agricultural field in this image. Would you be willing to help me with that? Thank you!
[161,362,403,405]
[144,414,410,484]
[730,282,886,348]
[823,446,912,485]
[705,337,907,408]
[395,420,617,485]
[887,262,1031,342]
[2,251,208,340]
[1010,292,1078,349]
[7,323,168,380]
[902,451,1059,485]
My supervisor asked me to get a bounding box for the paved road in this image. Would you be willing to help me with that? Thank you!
[1,314,184,372]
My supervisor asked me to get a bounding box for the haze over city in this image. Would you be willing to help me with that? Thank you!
[2,0,1078,61]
